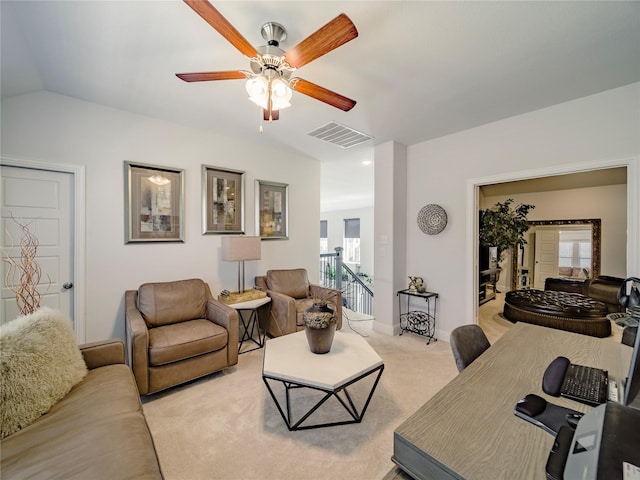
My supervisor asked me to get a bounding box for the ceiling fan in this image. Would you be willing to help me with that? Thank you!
[176,0,358,123]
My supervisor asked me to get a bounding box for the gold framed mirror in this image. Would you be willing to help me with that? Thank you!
[513,218,601,291]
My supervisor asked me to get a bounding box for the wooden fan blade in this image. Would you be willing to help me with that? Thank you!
[176,71,248,82]
[290,78,356,111]
[183,0,258,58]
[284,13,358,69]
[263,109,280,121]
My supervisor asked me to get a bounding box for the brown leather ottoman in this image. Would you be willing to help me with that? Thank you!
[503,289,611,338]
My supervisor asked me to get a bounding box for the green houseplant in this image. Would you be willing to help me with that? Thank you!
[479,199,535,290]
[479,198,535,262]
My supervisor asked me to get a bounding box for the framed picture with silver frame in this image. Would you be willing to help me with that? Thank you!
[256,180,288,240]
[202,165,245,234]
[124,161,184,243]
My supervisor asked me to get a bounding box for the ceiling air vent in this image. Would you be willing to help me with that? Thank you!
[307,122,372,148]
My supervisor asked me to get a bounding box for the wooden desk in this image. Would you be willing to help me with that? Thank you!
[392,323,632,480]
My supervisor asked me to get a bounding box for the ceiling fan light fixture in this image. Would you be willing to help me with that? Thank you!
[246,76,268,106]
[270,77,292,109]
[178,3,358,121]
[245,75,292,110]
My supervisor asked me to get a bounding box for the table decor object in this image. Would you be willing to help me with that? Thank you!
[303,302,337,354]
[218,288,266,305]
[408,276,425,293]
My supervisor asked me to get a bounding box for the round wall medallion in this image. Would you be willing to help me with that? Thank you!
[417,204,448,235]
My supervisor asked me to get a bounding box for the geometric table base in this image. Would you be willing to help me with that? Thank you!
[238,308,265,354]
[228,297,271,355]
[263,364,384,431]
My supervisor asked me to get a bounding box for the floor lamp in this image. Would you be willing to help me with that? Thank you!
[221,236,261,294]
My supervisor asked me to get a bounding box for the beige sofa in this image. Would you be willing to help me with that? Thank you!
[255,268,342,337]
[0,339,163,479]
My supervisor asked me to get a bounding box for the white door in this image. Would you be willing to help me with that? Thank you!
[1,166,74,325]
[533,229,559,289]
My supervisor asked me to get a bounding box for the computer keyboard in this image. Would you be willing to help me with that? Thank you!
[560,364,608,406]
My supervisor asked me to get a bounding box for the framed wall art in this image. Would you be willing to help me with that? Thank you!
[202,165,245,234]
[256,180,288,240]
[124,161,184,243]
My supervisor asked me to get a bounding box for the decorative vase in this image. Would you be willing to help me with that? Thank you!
[303,302,337,354]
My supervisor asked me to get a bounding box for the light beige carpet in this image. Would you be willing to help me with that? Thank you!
[142,327,460,480]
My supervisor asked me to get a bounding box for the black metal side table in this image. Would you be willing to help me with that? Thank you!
[229,297,271,354]
[397,289,438,344]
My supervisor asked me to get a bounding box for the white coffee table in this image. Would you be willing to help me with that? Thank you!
[262,330,384,430]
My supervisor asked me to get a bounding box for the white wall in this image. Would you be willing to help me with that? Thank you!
[321,206,374,276]
[3,84,639,345]
[0,91,321,342]
[481,184,628,283]
[373,141,407,335]
[401,83,640,341]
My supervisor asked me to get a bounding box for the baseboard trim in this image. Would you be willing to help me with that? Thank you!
[373,320,400,336]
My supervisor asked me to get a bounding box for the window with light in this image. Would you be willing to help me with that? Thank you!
[558,230,591,268]
[320,220,328,254]
[343,218,360,264]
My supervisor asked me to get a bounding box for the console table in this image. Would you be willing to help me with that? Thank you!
[390,322,632,480]
[479,268,499,305]
[397,289,438,344]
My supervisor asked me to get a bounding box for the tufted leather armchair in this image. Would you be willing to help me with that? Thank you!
[255,269,342,338]
[125,278,238,395]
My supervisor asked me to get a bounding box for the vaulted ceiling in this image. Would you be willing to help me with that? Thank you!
[2,1,639,210]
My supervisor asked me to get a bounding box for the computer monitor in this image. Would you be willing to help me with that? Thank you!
[623,326,640,409]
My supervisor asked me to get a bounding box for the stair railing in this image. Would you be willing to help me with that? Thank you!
[320,247,374,315]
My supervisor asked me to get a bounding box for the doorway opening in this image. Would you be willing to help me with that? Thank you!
[471,159,637,337]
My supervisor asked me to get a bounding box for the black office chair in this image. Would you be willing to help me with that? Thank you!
[450,325,491,372]
[619,277,640,347]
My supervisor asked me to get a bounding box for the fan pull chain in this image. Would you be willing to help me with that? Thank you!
[259,109,264,134]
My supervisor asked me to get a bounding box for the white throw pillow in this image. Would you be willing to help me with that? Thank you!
[0,307,88,438]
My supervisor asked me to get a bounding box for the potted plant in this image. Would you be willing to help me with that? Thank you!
[479,198,535,290]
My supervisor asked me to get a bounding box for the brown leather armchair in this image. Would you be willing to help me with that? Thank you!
[255,268,342,338]
[125,278,238,395]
